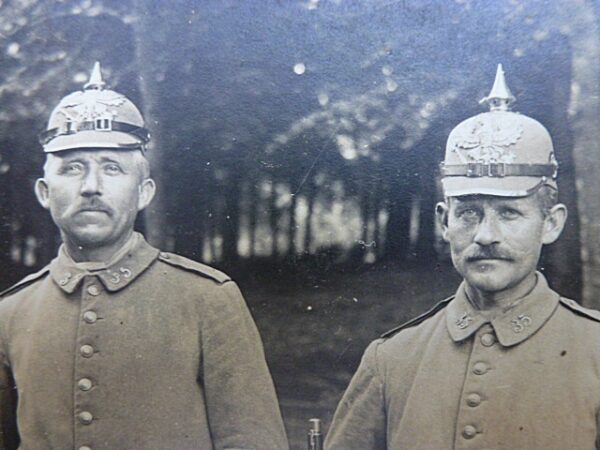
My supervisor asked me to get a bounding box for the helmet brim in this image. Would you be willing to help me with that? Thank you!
[43,131,144,153]
[442,176,556,197]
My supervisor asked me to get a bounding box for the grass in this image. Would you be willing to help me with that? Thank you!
[238,259,461,449]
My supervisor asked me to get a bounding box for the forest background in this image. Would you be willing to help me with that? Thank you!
[1,1,600,448]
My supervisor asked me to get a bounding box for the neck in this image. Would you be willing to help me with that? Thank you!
[62,231,135,264]
[464,271,538,315]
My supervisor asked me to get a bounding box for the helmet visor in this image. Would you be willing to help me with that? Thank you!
[43,130,144,153]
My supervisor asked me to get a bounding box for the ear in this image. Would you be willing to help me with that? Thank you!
[137,178,156,211]
[436,201,450,242]
[541,203,567,245]
[34,178,51,210]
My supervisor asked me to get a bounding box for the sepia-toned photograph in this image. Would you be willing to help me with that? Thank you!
[1,1,599,449]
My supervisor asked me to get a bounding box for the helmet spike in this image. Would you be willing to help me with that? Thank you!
[479,64,515,111]
[84,61,106,90]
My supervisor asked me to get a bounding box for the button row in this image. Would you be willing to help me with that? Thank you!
[78,284,99,450]
[461,332,493,443]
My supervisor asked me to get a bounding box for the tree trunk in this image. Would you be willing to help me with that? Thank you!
[373,179,383,260]
[269,179,278,258]
[248,180,258,259]
[222,176,241,264]
[132,3,169,249]
[303,177,315,253]
[414,138,439,262]
[383,170,411,262]
[288,189,298,257]
[564,4,600,307]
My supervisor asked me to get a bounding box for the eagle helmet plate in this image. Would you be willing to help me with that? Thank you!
[40,62,150,153]
[441,64,558,197]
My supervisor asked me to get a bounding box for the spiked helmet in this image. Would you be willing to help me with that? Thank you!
[40,62,150,153]
[440,64,558,197]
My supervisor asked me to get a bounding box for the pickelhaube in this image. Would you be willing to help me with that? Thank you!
[440,64,558,197]
[39,62,150,153]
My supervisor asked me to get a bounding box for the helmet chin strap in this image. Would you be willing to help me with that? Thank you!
[39,120,150,146]
[440,162,557,179]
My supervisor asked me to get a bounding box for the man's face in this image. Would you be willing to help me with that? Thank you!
[35,149,155,250]
[439,194,566,296]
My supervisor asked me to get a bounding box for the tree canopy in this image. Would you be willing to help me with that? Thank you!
[1,0,599,303]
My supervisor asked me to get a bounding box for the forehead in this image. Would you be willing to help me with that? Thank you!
[449,194,536,208]
[49,148,136,163]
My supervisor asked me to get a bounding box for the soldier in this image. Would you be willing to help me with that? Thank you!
[325,65,600,449]
[0,63,288,450]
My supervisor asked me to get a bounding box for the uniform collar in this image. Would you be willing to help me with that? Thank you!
[49,232,159,294]
[446,272,560,347]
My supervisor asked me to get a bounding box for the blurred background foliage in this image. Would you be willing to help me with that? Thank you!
[1,0,599,447]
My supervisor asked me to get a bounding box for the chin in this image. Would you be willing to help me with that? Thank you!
[67,227,114,248]
[466,276,511,294]
[461,267,514,294]
[464,266,536,296]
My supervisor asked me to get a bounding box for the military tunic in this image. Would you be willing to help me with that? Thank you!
[325,273,600,450]
[0,234,288,450]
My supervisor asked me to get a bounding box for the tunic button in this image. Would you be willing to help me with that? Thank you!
[83,311,98,324]
[473,362,488,375]
[79,447,92,450]
[462,425,477,439]
[466,393,482,407]
[78,378,93,391]
[78,411,93,425]
[87,285,100,296]
[481,333,495,347]
[80,345,94,358]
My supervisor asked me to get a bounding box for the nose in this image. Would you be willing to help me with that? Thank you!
[473,214,501,246]
[80,168,103,196]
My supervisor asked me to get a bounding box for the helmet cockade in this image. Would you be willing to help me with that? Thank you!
[440,64,558,197]
[40,62,150,153]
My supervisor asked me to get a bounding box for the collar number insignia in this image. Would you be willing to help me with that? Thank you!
[511,314,532,333]
[59,272,72,286]
[456,313,473,329]
[108,271,121,284]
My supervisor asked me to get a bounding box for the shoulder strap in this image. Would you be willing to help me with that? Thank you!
[381,296,454,339]
[559,297,600,323]
[0,266,50,298]
[158,252,231,284]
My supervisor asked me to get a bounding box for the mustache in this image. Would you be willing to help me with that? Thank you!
[466,246,512,262]
[77,198,113,215]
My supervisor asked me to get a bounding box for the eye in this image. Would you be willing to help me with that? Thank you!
[457,208,480,221]
[61,162,84,175]
[499,208,521,220]
[103,163,123,175]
